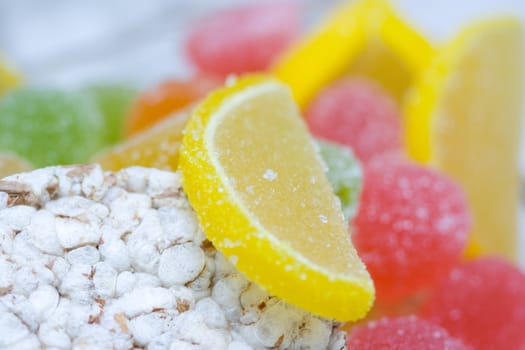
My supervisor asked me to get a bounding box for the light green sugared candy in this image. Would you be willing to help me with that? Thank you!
[84,84,138,145]
[317,139,363,221]
[0,88,105,167]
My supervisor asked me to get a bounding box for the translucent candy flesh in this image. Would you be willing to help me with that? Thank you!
[405,19,523,260]
[126,76,221,137]
[353,160,471,302]
[93,109,189,171]
[84,84,138,144]
[306,79,402,164]
[180,74,374,321]
[186,2,299,76]
[0,152,32,178]
[97,111,363,195]
[316,139,362,221]
[421,258,525,350]
[0,88,105,167]
[347,316,470,350]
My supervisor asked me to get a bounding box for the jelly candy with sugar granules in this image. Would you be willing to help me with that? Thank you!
[421,257,525,350]
[306,78,402,164]
[0,88,105,167]
[353,160,471,302]
[347,316,470,350]
[185,2,299,76]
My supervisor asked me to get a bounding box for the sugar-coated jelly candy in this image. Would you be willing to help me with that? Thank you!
[316,139,362,221]
[84,84,138,144]
[347,316,470,350]
[353,160,471,302]
[306,78,402,163]
[0,88,105,167]
[421,257,525,350]
[126,76,221,137]
[185,2,299,76]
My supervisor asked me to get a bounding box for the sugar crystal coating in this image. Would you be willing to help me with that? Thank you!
[306,79,402,163]
[0,165,346,349]
[185,2,299,76]
[421,257,525,350]
[347,316,470,350]
[353,160,471,302]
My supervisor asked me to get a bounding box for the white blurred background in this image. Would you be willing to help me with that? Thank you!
[0,0,524,264]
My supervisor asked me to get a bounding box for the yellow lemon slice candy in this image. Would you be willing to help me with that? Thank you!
[405,19,523,260]
[179,75,374,321]
[273,0,432,108]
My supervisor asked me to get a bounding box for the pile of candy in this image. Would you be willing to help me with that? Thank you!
[0,1,524,349]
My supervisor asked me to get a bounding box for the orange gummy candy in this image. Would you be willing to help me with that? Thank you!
[126,75,222,137]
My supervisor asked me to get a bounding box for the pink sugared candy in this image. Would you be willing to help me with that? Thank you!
[306,78,402,163]
[185,1,299,76]
[421,258,525,350]
[353,160,471,302]
[347,316,470,350]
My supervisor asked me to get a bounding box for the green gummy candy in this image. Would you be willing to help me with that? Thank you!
[0,88,105,167]
[84,84,138,145]
[317,139,363,221]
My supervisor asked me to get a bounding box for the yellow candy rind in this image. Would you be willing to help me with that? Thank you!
[405,18,523,259]
[180,74,374,321]
[273,0,433,109]
[406,17,523,162]
[273,1,367,108]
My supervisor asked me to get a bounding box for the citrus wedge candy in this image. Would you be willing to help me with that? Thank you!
[0,152,32,178]
[0,55,22,95]
[273,0,433,108]
[179,75,374,321]
[405,18,523,260]
[92,109,190,172]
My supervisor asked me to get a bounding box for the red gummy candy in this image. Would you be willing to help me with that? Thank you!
[421,257,525,350]
[306,78,402,163]
[185,1,299,76]
[347,316,471,350]
[353,160,471,302]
